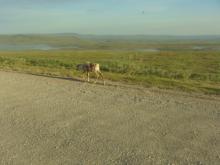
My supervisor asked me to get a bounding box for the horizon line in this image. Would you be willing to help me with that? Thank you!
[0,32,220,37]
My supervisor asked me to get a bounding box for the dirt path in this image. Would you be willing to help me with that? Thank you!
[0,71,219,165]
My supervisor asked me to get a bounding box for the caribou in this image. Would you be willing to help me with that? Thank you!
[76,62,105,85]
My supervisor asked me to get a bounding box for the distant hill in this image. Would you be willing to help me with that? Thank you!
[0,34,220,50]
[0,34,97,48]
[79,34,220,42]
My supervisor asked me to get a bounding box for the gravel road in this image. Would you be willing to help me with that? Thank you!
[0,71,219,165]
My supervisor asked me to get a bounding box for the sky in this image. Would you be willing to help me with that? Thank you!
[0,0,220,35]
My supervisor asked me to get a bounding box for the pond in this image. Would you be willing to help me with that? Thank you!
[0,43,80,51]
[136,48,160,52]
[0,44,57,51]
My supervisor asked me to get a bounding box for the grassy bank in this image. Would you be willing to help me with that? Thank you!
[0,50,220,94]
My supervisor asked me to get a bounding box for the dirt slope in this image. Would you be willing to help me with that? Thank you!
[0,71,219,165]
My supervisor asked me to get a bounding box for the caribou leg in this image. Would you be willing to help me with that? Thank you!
[98,71,105,85]
[87,72,90,82]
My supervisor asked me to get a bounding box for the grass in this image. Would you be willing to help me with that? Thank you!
[0,49,219,95]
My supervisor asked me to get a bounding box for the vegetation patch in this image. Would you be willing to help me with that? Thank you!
[0,50,219,95]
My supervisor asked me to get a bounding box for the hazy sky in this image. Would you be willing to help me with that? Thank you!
[0,0,220,35]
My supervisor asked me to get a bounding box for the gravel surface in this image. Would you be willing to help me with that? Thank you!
[0,71,220,165]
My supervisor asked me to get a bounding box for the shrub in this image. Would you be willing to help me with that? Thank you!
[189,73,207,80]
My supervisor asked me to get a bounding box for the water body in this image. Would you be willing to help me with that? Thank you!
[192,46,220,51]
[0,44,56,51]
[136,48,160,52]
[0,44,84,51]
[192,46,205,50]
[0,44,219,51]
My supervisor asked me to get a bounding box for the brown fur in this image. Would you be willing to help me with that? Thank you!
[76,62,105,85]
